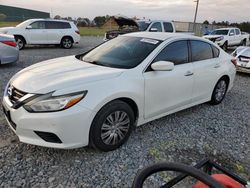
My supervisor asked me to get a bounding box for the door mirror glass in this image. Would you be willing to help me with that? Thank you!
[149,28,158,32]
[151,61,174,71]
[26,25,32,29]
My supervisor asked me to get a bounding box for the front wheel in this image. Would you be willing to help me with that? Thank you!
[61,37,73,49]
[15,36,25,50]
[210,78,228,105]
[89,100,135,152]
[222,42,228,51]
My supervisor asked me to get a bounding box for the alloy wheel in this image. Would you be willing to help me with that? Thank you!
[215,80,227,102]
[101,111,130,145]
[62,38,72,48]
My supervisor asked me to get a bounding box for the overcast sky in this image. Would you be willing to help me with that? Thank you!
[1,0,250,23]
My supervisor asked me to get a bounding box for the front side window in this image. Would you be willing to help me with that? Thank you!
[30,21,45,29]
[229,29,235,36]
[163,22,174,32]
[150,22,162,32]
[153,40,189,65]
[191,40,213,61]
[79,36,161,69]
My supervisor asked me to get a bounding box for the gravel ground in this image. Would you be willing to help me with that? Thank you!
[0,37,249,187]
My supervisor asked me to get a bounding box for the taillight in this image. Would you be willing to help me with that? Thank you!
[75,30,80,35]
[231,59,237,66]
[1,41,17,47]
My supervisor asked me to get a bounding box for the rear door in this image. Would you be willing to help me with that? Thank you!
[191,40,221,102]
[144,40,194,119]
[45,21,71,44]
[163,22,174,33]
[27,21,47,44]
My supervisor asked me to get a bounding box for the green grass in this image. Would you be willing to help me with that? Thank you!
[79,27,110,37]
[0,22,19,27]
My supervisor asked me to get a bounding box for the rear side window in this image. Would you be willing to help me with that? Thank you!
[191,40,213,62]
[212,45,220,58]
[163,22,174,32]
[150,22,162,32]
[46,21,71,29]
[235,29,240,35]
[153,40,189,65]
[30,21,45,29]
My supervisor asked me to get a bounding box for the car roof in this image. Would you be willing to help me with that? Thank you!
[26,18,71,23]
[216,27,238,30]
[124,32,201,41]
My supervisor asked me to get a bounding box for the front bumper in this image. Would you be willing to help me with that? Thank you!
[2,95,95,149]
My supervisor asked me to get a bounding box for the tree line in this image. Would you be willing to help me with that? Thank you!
[203,20,250,32]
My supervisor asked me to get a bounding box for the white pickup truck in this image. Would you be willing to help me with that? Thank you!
[104,17,176,40]
[203,28,249,50]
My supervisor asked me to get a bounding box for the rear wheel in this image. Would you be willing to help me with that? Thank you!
[89,100,135,152]
[61,37,73,49]
[15,36,25,50]
[210,78,228,105]
[242,39,247,46]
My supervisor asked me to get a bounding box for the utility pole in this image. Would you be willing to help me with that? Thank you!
[193,0,200,34]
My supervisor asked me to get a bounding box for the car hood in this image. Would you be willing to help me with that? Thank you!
[0,27,15,33]
[203,35,223,39]
[10,56,124,94]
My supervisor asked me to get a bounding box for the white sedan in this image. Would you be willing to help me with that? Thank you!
[2,32,236,151]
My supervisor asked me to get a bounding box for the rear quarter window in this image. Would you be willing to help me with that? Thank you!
[191,40,213,62]
[212,45,220,58]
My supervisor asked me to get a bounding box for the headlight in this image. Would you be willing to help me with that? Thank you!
[215,36,224,41]
[23,91,87,112]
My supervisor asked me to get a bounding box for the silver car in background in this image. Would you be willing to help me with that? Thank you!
[0,34,19,65]
[232,44,250,73]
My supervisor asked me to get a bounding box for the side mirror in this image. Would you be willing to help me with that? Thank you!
[26,25,32,29]
[149,28,158,32]
[229,33,234,36]
[151,61,174,71]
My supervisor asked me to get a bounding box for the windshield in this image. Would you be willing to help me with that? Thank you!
[211,30,229,35]
[16,20,32,28]
[80,36,161,69]
[137,21,151,31]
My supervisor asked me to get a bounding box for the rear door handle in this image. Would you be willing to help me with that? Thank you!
[214,64,221,68]
[184,71,194,76]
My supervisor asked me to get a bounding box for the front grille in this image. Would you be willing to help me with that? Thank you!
[34,131,63,143]
[8,86,27,104]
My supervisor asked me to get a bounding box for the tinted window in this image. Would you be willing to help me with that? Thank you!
[235,29,240,35]
[191,40,213,61]
[30,21,45,29]
[153,40,189,65]
[81,36,161,69]
[212,45,220,58]
[137,21,151,31]
[211,30,229,35]
[46,21,71,29]
[163,22,173,32]
[150,22,162,32]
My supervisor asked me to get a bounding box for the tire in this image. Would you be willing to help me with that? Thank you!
[89,100,135,152]
[61,37,73,49]
[222,41,228,51]
[210,78,228,105]
[15,36,25,50]
[242,39,247,46]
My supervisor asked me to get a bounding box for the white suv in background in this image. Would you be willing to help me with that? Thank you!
[0,19,81,49]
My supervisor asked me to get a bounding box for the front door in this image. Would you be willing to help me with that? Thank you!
[26,21,47,44]
[144,40,194,119]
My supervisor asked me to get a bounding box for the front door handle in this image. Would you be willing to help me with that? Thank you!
[184,71,194,76]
